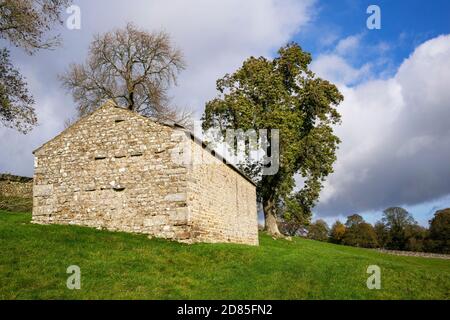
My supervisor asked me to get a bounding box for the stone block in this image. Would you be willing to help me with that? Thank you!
[33,184,53,197]
[164,193,187,202]
[170,207,190,225]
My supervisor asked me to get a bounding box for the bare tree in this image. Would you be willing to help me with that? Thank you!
[0,0,70,133]
[60,23,190,124]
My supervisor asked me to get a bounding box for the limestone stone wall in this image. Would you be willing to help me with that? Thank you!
[33,103,191,240]
[0,174,33,197]
[186,139,258,245]
[32,102,258,245]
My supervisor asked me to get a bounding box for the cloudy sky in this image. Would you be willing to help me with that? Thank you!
[1,0,449,226]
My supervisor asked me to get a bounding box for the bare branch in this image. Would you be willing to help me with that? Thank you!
[0,0,71,53]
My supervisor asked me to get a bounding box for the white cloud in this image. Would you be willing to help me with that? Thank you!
[317,34,450,217]
[335,34,362,56]
[311,34,372,86]
[311,54,372,85]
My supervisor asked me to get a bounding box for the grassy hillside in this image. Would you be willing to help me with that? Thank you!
[0,210,449,299]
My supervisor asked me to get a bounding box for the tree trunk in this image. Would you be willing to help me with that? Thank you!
[128,90,134,110]
[263,196,281,236]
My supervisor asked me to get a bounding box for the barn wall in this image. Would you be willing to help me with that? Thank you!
[185,139,259,245]
[32,103,191,240]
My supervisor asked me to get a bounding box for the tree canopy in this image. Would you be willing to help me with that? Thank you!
[374,222,389,248]
[0,49,35,133]
[342,215,378,248]
[382,207,417,250]
[330,220,346,244]
[202,43,343,235]
[307,219,329,242]
[427,208,450,253]
[0,0,70,52]
[344,214,364,228]
[0,0,70,133]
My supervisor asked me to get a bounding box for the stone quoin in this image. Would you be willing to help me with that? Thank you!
[32,101,258,245]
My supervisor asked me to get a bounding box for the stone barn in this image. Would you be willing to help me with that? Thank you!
[32,101,258,245]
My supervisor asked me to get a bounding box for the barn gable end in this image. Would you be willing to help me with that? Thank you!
[32,102,258,245]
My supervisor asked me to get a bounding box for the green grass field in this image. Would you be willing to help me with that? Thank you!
[0,210,449,299]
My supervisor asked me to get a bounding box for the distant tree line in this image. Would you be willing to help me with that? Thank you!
[303,207,449,254]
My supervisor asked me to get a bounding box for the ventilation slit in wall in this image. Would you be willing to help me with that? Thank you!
[115,119,125,123]
[94,156,107,160]
[130,152,143,157]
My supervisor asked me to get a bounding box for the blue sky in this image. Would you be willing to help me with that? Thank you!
[299,0,450,67]
[1,0,449,228]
